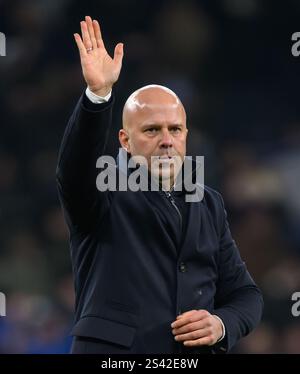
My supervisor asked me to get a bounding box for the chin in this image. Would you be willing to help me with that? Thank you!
[159,171,174,180]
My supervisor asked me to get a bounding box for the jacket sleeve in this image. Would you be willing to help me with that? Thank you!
[56,92,114,234]
[212,193,264,353]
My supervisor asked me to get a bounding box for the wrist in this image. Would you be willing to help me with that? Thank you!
[212,315,225,342]
[85,87,112,103]
[88,85,112,97]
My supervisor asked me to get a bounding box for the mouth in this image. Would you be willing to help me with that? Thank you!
[157,156,173,163]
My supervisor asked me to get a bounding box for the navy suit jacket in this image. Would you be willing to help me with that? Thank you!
[56,93,263,354]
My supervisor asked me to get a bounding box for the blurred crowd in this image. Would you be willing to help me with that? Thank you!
[1,0,300,353]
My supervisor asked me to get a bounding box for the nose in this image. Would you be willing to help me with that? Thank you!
[159,129,173,149]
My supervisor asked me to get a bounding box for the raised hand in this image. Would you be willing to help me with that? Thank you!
[74,16,124,96]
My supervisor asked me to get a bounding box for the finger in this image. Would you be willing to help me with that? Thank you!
[172,320,208,335]
[93,20,104,48]
[172,317,195,329]
[180,309,209,320]
[85,16,97,50]
[113,43,124,66]
[176,310,197,319]
[171,311,207,329]
[80,21,92,51]
[174,327,210,342]
[183,335,215,347]
[74,33,87,58]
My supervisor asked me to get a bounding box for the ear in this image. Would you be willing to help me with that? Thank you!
[119,129,130,152]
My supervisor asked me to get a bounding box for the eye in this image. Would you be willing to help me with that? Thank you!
[145,128,158,134]
[170,127,182,133]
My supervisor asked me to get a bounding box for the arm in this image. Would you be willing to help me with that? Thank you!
[212,194,264,352]
[171,193,263,352]
[56,16,124,233]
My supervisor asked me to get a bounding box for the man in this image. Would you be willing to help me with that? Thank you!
[56,16,263,354]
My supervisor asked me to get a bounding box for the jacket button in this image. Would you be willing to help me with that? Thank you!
[179,262,187,273]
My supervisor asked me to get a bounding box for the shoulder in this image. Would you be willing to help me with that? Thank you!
[203,185,224,209]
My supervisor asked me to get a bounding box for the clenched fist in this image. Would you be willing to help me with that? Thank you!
[171,309,224,347]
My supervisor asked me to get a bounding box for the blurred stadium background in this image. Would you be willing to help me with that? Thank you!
[1,0,300,353]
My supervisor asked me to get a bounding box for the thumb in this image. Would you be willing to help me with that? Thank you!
[113,43,124,66]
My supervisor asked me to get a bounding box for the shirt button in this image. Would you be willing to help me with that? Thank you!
[179,262,187,273]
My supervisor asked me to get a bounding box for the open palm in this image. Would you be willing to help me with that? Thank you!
[74,16,124,96]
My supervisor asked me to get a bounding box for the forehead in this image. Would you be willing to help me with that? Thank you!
[123,86,186,130]
[133,102,185,126]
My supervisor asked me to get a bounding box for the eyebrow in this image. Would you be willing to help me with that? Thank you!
[141,123,183,129]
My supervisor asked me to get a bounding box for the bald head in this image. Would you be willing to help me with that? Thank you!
[122,84,186,131]
[118,84,188,187]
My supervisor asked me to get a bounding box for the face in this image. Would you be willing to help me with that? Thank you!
[119,86,188,187]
